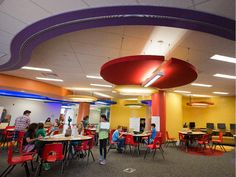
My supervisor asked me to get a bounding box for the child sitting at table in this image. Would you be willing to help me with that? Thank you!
[145,123,156,144]
[112,125,125,153]
[36,122,50,170]
[23,123,38,153]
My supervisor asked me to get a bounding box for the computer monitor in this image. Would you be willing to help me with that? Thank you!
[217,123,226,129]
[206,123,214,129]
[189,122,195,129]
[230,123,236,130]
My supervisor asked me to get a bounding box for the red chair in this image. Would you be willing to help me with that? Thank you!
[108,130,118,153]
[144,136,164,160]
[73,135,95,164]
[125,134,140,155]
[0,126,15,149]
[212,131,226,152]
[178,133,187,151]
[34,143,65,176]
[165,131,177,148]
[196,134,210,151]
[53,130,59,135]
[0,141,33,177]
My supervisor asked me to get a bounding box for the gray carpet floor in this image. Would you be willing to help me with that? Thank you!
[0,145,235,177]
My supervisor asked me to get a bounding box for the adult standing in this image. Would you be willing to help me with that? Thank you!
[15,110,31,131]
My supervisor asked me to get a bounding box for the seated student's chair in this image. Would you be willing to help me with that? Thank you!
[125,134,140,155]
[144,136,164,160]
[108,130,118,153]
[0,142,33,177]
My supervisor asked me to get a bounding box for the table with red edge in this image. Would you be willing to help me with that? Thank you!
[122,132,151,154]
[39,134,92,166]
[178,131,206,152]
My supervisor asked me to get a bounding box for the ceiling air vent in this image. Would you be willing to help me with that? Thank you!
[41,72,59,77]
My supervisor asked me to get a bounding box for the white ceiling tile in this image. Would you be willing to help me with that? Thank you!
[0,30,13,45]
[194,0,235,19]
[31,0,88,14]
[0,0,51,24]
[158,0,193,8]
[86,0,138,7]
[0,11,26,34]
[66,30,122,49]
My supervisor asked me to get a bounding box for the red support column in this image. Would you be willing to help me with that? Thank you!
[77,102,90,123]
[151,91,166,140]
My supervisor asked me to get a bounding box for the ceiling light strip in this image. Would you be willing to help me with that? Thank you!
[210,54,236,64]
[36,77,63,82]
[213,74,236,80]
[22,66,52,72]
[86,75,103,79]
[94,92,113,98]
[191,83,212,87]
[90,84,112,88]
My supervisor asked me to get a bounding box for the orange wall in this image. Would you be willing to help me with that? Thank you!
[0,74,72,97]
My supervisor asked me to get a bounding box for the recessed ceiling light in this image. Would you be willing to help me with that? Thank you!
[213,91,229,95]
[213,73,236,80]
[86,75,103,79]
[36,77,63,82]
[66,87,99,91]
[174,90,191,94]
[90,84,112,88]
[93,92,113,98]
[210,54,236,64]
[191,83,212,87]
[22,66,52,72]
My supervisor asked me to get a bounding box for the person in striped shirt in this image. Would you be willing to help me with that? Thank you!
[15,110,31,131]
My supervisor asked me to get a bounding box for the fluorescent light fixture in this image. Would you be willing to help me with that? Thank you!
[210,54,236,64]
[191,83,212,87]
[174,90,191,94]
[143,72,164,87]
[86,75,103,79]
[188,94,212,97]
[36,77,63,82]
[115,85,157,96]
[213,74,236,80]
[22,66,52,72]
[213,91,229,95]
[94,92,113,98]
[66,87,99,91]
[95,101,109,105]
[65,95,97,102]
[90,84,112,88]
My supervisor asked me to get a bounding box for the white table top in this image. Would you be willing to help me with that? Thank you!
[38,134,92,142]
[179,131,206,135]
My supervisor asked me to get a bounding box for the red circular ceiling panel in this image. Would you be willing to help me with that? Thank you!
[100,55,197,89]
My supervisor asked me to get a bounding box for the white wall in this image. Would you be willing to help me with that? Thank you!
[0,96,62,125]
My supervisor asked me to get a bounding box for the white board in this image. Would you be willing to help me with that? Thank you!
[151,116,160,131]
[129,118,140,132]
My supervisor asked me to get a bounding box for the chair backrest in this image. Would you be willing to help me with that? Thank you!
[166,131,170,140]
[109,129,115,142]
[42,143,64,161]
[53,130,59,135]
[218,131,223,142]
[201,134,209,142]
[179,133,185,141]
[152,136,161,148]
[125,134,135,145]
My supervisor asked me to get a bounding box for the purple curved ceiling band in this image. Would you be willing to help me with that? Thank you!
[1,6,235,71]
